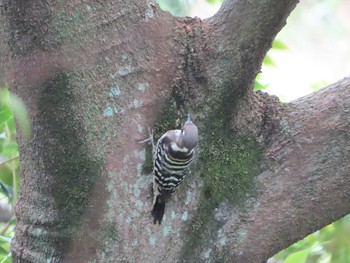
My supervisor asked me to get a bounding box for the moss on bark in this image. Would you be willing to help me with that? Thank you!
[37,71,103,256]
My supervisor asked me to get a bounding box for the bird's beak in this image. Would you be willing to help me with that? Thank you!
[187,113,191,123]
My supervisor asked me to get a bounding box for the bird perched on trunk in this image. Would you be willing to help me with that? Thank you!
[150,113,198,224]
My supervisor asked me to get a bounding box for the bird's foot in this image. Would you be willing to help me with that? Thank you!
[138,127,154,146]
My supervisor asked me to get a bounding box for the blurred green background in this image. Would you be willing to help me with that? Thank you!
[1,1,349,262]
[0,88,20,263]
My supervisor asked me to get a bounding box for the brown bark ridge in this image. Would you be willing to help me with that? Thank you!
[2,0,349,262]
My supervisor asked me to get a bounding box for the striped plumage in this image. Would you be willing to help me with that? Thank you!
[152,114,198,224]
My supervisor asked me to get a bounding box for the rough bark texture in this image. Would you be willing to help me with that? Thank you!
[1,0,350,262]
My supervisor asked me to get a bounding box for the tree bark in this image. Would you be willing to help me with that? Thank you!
[2,0,350,262]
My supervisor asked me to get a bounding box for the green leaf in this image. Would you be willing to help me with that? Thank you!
[310,80,329,91]
[0,251,11,263]
[0,237,11,244]
[272,39,288,50]
[0,87,31,141]
[0,182,14,202]
[285,248,310,263]
[0,166,13,186]
[207,0,223,4]
[7,94,31,141]
[254,81,269,91]
[5,116,15,136]
[0,109,12,125]
[0,245,9,255]
[262,55,276,67]
[8,218,16,225]
[1,142,18,156]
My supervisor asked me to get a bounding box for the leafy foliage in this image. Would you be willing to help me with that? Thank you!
[254,39,289,91]
[156,0,191,17]
[206,0,224,4]
[274,214,350,263]
[0,86,26,263]
[156,0,224,17]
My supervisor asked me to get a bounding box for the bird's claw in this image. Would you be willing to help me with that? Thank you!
[138,127,154,146]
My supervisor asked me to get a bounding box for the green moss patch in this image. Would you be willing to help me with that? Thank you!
[180,118,262,261]
[37,72,103,256]
[202,135,261,206]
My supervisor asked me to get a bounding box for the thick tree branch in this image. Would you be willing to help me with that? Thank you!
[208,0,299,91]
[214,77,350,262]
[179,0,300,136]
[216,0,299,83]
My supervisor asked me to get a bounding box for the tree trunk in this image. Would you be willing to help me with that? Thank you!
[1,0,350,262]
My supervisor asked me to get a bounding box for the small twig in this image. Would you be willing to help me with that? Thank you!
[0,156,19,167]
[0,216,15,236]
[0,253,11,263]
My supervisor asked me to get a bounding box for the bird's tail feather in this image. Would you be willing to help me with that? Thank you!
[152,194,165,224]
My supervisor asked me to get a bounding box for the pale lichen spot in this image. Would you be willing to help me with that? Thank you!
[86,5,91,12]
[112,189,118,199]
[238,229,247,242]
[219,237,227,246]
[136,163,143,177]
[149,236,157,246]
[204,249,212,259]
[171,210,177,220]
[109,86,121,97]
[185,190,192,205]
[144,2,154,21]
[135,200,143,210]
[133,99,141,108]
[181,211,188,221]
[134,113,142,120]
[134,185,141,198]
[113,106,126,114]
[139,149,146,160]
[107,181,114,192]
[133,150,139,158]
[117,66,133,76]
[163,226,172,237]
[106,199,114,209]
[131,210,140,218]
[131,240,139,247]
[135,175,152,193]
[217,228,227,246]
[103,107,113,117]
[137,123,144,133]
[146,226,152,235]
[137,83,149,92]
[218,41,225,52]
[31,227,44,237]
[120,181,130,193]
[117,211,126,222]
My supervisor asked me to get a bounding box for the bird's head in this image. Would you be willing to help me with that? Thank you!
[178,113,198,150]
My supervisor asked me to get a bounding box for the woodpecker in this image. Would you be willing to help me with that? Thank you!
[151,113,198,224]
